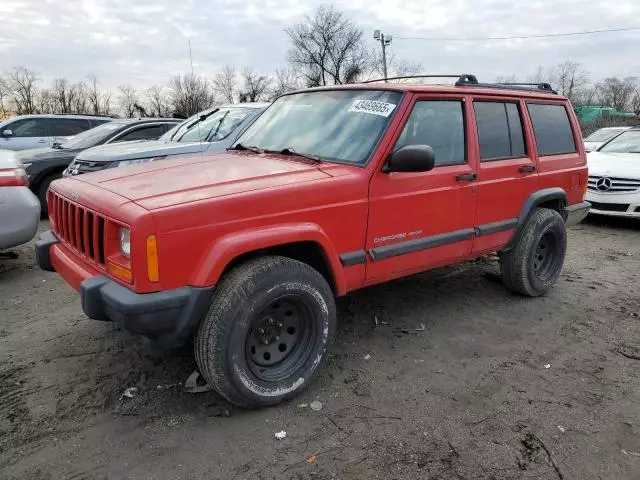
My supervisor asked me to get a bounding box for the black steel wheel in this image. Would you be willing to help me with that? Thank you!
[245,296,316,382]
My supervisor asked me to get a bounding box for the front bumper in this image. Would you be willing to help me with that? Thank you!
[585,191,640,218]
[0,186,40,250]
[36,231,213,346]
[564,201,591,227]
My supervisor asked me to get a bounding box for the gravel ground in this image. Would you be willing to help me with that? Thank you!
[1,216,639,480]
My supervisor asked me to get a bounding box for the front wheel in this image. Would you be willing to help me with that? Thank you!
[194,256,336,407]
[499,208,567,297]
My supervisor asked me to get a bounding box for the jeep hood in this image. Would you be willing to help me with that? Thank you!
[78,139,210,163]
[67,152,333,210]
[587,151,640,179]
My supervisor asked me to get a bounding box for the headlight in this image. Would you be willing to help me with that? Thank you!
[22,162,32,168]
[117,158,154,168]
[119,227,131,258]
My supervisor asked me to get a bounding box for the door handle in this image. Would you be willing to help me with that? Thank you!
[456,173,477,182]
[37,139,47,143]
[518,165,536,173]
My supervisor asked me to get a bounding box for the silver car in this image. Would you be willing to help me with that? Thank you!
[0,150,40,250]
[0,114,113,151]
[65,103,269,176]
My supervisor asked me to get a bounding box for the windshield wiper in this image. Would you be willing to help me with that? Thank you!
[228,143,264,153]
[266,147,322,163]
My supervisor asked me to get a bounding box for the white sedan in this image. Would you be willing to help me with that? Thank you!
[586,127,640,218]
[0,149,40,250]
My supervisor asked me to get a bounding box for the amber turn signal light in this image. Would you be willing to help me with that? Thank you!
[147,235,159,282]
[107,260,133,284]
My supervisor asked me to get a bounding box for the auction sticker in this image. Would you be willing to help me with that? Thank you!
[348,99,396,117]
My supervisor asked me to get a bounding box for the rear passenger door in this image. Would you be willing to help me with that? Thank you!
[471,98,537,253]
[365,96,478,282]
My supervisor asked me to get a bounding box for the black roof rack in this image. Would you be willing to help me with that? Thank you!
[362,74,478,84]
[362,74,557,94]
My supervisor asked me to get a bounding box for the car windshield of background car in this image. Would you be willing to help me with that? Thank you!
[174,108,251,143]
[599,131,640,153]
[61,122,126,149]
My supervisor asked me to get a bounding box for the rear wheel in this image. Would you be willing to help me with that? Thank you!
[37,173,61,216]
[194,256,336,407]
[499,208,567,297]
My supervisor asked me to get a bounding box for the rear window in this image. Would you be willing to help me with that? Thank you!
[527,103,577,156]
[474,102,526,160]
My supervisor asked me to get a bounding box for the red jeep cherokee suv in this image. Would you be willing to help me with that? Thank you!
[36,75,590,407]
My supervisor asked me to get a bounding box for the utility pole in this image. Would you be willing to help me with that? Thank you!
[373,30,392,82]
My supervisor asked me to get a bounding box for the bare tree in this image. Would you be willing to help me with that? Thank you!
[169,74,216,117]
[369,50,422,81]
[0,76,11,118]
[101,90,114,116]
[495,75,518,84]
[7,66,39,114]
[239,68,270,102]
[270,68,302,99]
[628,78,640,114]
[146,85,171,117]
[286,5,367,85]
[117,85,138,117]
[34,88,56,113]
[596,77,637,111]
[526,66,549,84]
[573,86,598,106]
[213,65,237,103]
[550,61,589,103]
[87,73,102,115]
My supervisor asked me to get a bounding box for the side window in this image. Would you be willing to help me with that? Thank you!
[113,124,164,142]
[474,101,526,161]
[48,119,90,136]
[8,119,47,137]
[395,100,466,166]
[527,103,577,156]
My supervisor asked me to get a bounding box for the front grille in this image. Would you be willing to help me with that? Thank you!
[589,201,630,212]
[69,158,109,175]
[50,191,107,265]
[588,176,640,193]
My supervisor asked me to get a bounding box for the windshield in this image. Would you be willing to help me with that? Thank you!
[585,128,626,143]
[61,122,124,149]
[599,130,640,153]
[170,107,252,143]
[236,90,403,165]
[159,123,180,141]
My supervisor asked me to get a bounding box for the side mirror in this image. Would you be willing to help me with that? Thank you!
[385,145,435,173]
[2,129,13,137]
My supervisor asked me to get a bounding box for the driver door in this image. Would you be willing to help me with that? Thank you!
[365,95,478,283]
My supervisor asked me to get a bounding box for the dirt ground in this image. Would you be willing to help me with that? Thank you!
[1,216,639,480]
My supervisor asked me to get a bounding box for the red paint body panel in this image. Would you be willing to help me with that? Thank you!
[45,84,587,300]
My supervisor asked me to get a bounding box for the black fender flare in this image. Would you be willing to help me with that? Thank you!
[503,187,568,251]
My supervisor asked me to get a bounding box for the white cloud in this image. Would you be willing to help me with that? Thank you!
[0,0,638,89]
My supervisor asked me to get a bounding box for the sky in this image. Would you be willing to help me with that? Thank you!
[1,0,639,89]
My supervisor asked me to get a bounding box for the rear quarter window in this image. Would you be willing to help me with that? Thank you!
[527,103,577,156]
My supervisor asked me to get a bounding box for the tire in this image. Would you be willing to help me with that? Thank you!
[194,255,336,408]
[499,208,567,297]
[38,173,62,216]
